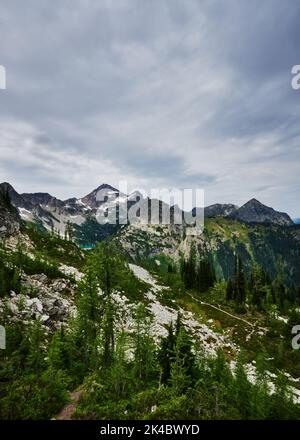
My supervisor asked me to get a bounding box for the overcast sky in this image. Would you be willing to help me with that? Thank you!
[0,0,300,216]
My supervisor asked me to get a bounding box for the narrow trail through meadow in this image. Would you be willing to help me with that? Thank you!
[187,292,267,332]
[56,388,83,420]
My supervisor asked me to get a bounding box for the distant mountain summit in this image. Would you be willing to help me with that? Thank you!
[230,198,293,226]
[203,199,293,226]
[80,184,121,208]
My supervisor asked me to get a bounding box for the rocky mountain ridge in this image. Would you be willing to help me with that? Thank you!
[0,182,294,243]
[230,198,293,226]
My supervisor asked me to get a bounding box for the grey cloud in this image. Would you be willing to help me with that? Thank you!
[0,0,300,216]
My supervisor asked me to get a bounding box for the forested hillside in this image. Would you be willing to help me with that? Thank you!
[1,221,300,419]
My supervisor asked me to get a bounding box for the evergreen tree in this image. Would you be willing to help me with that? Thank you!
[75,268,103,369]
[108,331,131,399]
[181,243,197,289]
[65,221,74,241]
[250,264,272,309]
[234,351,251,418]
[231,255,247,305]
[102,297,116,367]
[170,326,193,395]
[158,323,176,384]
[275,282,286,310]
[132,303,156,383]
[26,320,46,376]
[250,351,270,419]
[226,278,234,302]
[212,349,232,388]
[197,259,215,293]
[270,372,294,419]
[92,240,127,296]
[175,312,182,338]
[47,326,72,372]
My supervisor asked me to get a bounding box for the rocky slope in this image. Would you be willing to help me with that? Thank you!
[0,273,77,330]
[117,219,300,288]
[0,229,83,330]
[0,184,20,235]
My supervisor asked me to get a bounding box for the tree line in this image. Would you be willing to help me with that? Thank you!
[180,244,299,313]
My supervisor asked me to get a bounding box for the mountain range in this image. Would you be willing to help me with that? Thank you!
[1,180,300,290]
[0,182,295,242]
